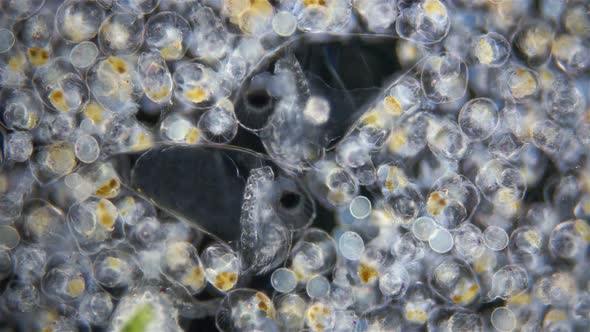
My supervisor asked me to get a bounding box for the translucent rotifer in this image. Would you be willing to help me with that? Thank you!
[56,0,105,43]
[30,141,78,184]
[145,12,190,60]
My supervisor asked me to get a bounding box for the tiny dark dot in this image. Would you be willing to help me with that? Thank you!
[280,191,301,210]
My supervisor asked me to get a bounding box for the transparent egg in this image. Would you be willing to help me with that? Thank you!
[161,241,206,295]
[4,131,33,163]
[98,13,145,55]
[482,227,507,251]
[145,12,190,60]
[137,52,173,103]
[0,28,15,53]
[429,258,480,306]
[276,294,307,331]
[472,32,510,67]
[458,98,499,141]
[491,307,516,332]
[339,231,365,261]
[13,245,47,283]
[197,100,239,143]
[30,141,78,184]
[1,0,45,20]
[78,291,114,326]
[201,244,240,292]
[0,225,20,249]
[56,0,105,43]
[489,265,528,300]
[379,264,410,299]
[75,134,100,164]
[2,280,39,312]
[349,196,372,219]
[307,275,330,298]
[216,289,278,331]
[87,56,144,115]
[0,88,43,130]
[116,0,160,14]
[396,0,450,44]
[429,227,454,253]
[272,11,298,36]
[421,53,468,104]
[69,41,99,69]
[93,249,142,296]
[32,58,89,113]
[506,67,538,101]
[272,268,298,293]
[18,12,53,48]
[187,7,229,61]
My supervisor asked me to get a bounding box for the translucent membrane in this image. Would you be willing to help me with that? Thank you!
[271,268,298,293]
[491,307,516,332]
[349,196,372,219]
[339,231,364,260]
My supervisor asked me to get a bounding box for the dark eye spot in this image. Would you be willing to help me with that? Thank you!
[280,191,301,210]
[246,89,272,111]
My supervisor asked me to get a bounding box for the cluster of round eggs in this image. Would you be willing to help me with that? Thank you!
[0,0,589,331]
